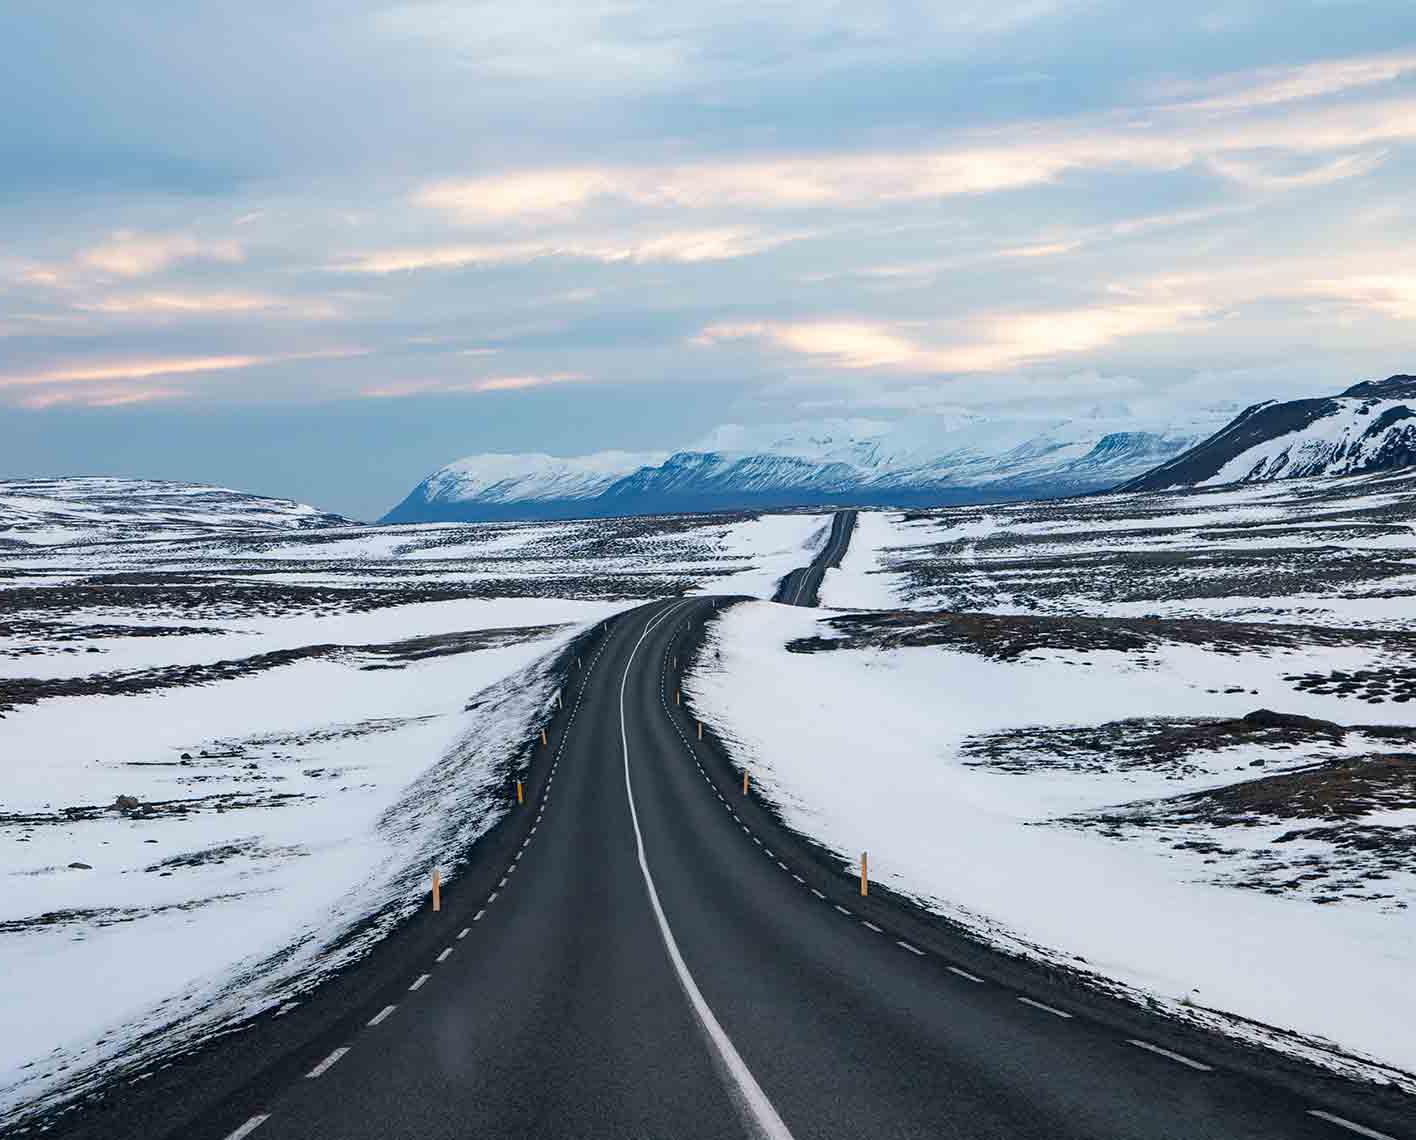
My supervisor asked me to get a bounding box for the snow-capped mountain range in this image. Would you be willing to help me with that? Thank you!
[382,410,1218,523]
[1120,375,1416,492]
[0,477,352,547]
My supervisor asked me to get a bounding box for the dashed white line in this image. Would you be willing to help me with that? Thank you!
[223,1115,271,1140]
[497,876,508,887]
[776,861,788,870]
[833,904,851,916]
[897,940,925,956]
[792,874,805,884]
[487,891,498,903]
[1017,996,1072,1019]
[436,947,453,963]
[948,966,985,983]
[810,888,826,899]
[1127,1039,1212,1071]
[367,1005,396,1027]
[1307,1110,1398,1139]
[457,927,470,940]
[306,1047,350,1078]
[409,974,430,991]
[751,836,762,846]
[861,921,883,934]
[473,908,485,921]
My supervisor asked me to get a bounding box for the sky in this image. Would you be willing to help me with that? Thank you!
[4,1,1416,518]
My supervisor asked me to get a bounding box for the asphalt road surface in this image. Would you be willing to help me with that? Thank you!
[29,526,1413,1140]
[771,510,855,606]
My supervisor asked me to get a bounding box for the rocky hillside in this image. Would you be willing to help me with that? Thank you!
[1119,375,1416,492]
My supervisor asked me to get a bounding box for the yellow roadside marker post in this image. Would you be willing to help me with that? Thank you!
[860,853,869,897]
[432,869,441,912]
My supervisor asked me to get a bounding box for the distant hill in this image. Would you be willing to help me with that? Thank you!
[1118,375,1416,493]
[382,415,1211,523]
[0,477,352,547]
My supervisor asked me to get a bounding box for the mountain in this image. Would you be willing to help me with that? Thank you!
[382,413,1215,523]
[0,477,353,547]
[1118,375,1416,493]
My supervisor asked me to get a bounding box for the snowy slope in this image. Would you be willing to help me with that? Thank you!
[1121,374,1416,491]
[0,477,351,546]
[384,412,1216,523]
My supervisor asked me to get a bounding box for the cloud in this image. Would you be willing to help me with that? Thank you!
[73,291,338,318]
[362,372,587,398]
[1159,52,1416,114]
[696,303,1206,373]
[1300,274,1416,319]
[78,231,244,278]
[334,228,793,273]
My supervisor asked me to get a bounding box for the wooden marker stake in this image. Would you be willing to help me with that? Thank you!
[742,770,749,795]
[697,721,703,740]
[516,780,524,805]
[860,852,869,897]
[540,727,548,747]
[432,869,442,912]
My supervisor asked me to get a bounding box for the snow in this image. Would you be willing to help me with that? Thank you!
[687,602,1416,1086]
[692,514,831,598]
[818,511,907,609]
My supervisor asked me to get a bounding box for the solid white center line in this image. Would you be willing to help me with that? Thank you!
[948,966,985,983]
[306,1047,350,1078]
[861,921,883,933]
[623,601,796,1140]
[1017,996,1072,1019]
[1127,1039,1212,1071]
[436,947,453,963]
[223,1115,271,1140]
[1307,1110,1398,1139]
[409,974,430,991]
[897,941,925,956]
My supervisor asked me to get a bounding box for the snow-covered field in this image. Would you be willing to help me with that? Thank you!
[0,485,832,1120]
[694,473,1416,1087]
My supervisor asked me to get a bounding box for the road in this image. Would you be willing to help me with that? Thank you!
[771,509,855,606]
[34,513,1412,1140]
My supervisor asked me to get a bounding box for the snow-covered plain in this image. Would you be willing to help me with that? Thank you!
[0,490,832,1121]
[699,473,1416,1088]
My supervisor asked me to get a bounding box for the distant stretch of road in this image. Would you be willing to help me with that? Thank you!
[36,517,1412,1140]
[771,509,856,606]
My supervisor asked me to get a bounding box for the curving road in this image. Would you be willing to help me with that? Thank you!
[771,509,855,607]
[34,516,1413,1140]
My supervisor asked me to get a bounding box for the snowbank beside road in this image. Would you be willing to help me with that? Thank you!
[686,601,1416,1085]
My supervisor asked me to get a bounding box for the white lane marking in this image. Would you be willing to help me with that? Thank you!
[834,905,851,916]
[1307,1110,1399,1139]
[530,826,538,835]
[409,974,430,991]
[436,947,453,963]
[764,849,774,857]
[792,874,805,883]
[948,966,984,983]
[776,861,788,870]
[473,909,485,921]
[810,888,826,899]
[367,1005,396,1026]
[1017,996,1072,1019]
[862,921,883,933]
[621,601,797,1140]
[897,941,924,956]
[457,927,470,940]
[498,876,508,887]
[305,1046,349,1078]
[1127,1039,1212,1071]
[487,891,498,903]
[223,1116,270,1140]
